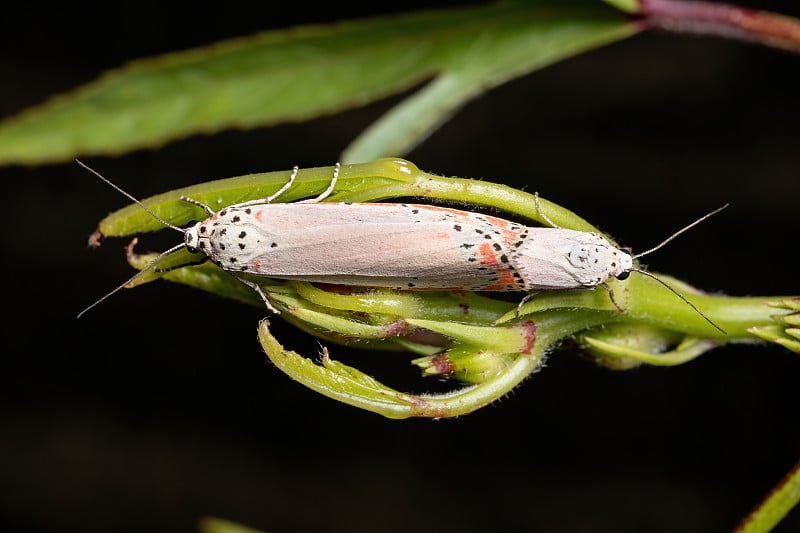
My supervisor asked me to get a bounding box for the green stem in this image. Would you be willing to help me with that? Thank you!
[622,273,788,339]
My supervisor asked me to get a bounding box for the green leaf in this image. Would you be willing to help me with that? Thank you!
[257,318,544,419]
[92,158,603,238]
[580,326,718,368]
[735,461,800,533]
[747,298,800,354]
[0,1,633,166]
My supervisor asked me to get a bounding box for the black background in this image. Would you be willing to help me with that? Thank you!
[1,2,799,532]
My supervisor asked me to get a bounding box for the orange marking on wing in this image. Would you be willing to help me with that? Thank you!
[477,242,522,290]
[478,242,499,266]
[481,269,521,291]
[254,210,264,222]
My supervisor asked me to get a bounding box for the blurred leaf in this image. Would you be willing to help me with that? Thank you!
[0,1,633,166]
[199,517,268,533]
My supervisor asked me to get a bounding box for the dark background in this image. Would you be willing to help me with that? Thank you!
[1,2,799,532]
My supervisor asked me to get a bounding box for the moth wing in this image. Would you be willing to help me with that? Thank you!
[512,229,617,289]
[239,203,507,289]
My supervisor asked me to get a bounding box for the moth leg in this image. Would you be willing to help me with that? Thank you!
[534,192,559,229]
[234,275,281,314]
[233,166,300,208]
[599,282,625,312]
[515,292,540,317]
[264,165,299,203]
[180,196,215,216]
[299,162,339,204]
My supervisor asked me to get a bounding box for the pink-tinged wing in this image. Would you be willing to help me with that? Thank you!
[223,202,528,291]
[512,229,626,289]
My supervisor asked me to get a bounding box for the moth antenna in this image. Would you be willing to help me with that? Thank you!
[634,204,729,260]
[76,159,184,233]
[631,268,726,334]
[77,242,186,318]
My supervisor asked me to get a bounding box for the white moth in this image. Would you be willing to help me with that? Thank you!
[77,161,726,332]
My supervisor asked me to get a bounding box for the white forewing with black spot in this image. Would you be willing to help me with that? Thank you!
[182,202,634,292]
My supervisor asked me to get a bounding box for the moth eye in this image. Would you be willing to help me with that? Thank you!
[616,271,630,281]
